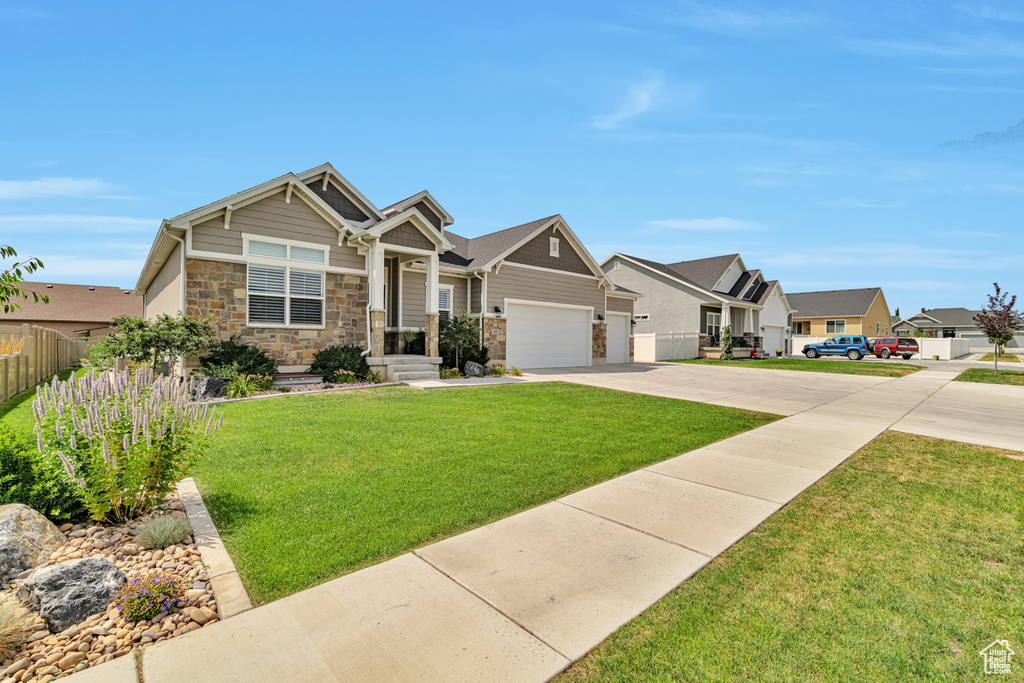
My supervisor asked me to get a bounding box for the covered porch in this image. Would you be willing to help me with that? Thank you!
[698,303,764,358]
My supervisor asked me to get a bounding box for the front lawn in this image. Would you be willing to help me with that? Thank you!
[954,368,1024,386]
[193,383,776,604]
[670,358,921,378]
[979,352,1020,363]
[0,368,86,433]
[559,432,1023,681]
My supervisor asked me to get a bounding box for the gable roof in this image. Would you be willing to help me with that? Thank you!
[900,307,981,327]
[787,288,881,318]
[295,163,385,223]
[665,254,740,291]
[380,190,454,227]
[0,282,141,324]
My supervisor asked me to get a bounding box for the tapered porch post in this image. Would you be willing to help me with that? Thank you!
[425,253,440,358]
[369,241,386,358]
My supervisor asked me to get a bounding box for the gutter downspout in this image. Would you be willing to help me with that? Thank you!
[472,270,486,345]
[352,234,374,357]
[161,222,187,376]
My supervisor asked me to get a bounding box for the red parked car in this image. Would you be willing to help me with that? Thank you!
[871,337,918,360]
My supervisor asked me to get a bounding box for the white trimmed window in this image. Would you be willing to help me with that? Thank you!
[438,285,454,320]
[826,319,847,334]
[793,321,805,335]
[707,312,722,337]
[245,239,325,327]
[549,237,560,257]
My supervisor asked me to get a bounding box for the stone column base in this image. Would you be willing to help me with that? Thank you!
[592,321,607,365]
[425,314,439,358]
[483,316,506,364]
[370,310,386,358]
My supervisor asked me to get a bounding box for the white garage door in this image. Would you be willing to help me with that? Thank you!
[763,325,785,356]
[607,314,628,364]
[506,302,590,369]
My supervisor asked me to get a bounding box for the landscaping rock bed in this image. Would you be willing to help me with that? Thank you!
[0,493,217,682]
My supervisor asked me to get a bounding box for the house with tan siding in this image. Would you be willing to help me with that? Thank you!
[788,287,892,338]
[135,164,636,379]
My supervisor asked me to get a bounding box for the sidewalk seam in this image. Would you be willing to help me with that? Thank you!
[555,500,715,558]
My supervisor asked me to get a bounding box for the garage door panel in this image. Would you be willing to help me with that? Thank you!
[607,315,628,364]
[506,303,590,369]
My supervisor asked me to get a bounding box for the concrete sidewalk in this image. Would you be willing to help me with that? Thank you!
[74,366,1016,682]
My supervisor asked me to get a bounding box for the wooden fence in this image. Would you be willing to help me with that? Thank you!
[0,324,91,402]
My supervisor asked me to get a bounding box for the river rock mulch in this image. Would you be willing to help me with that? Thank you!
[1,493,217,682]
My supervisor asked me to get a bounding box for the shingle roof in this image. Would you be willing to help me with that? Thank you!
[0,282,142,323]
[665,254,739,291]
[618,253,778,306]
[443,216,558,269]
[901,307,981,327]
[787,288,880,317]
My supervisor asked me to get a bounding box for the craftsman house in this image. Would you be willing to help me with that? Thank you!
[135,164,635,379]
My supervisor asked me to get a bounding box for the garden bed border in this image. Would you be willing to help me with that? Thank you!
[175,478,252,619]
[198,381,401,405]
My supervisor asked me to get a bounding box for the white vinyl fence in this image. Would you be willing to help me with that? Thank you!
[0,323,90,402]
[791,336,970,360]
[633,332,700,362]
[960,333,1024,352]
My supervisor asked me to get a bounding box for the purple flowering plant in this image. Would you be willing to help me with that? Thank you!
[32,367,223,522]
[113,573,186,622]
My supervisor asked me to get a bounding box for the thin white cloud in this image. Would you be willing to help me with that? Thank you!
[654,1,817,36]
[955,3,1024,23]
[761,245,1021,271]
[29,255,147,282]
[940,118,1024,148]
[826,198,906,209]
[0,215,156,233]
[649,217,761,231]
[849,33,1024,60]
[592,76,666,130]
[0,177,115,200]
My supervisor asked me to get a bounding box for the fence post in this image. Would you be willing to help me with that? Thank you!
[0,355,7,402]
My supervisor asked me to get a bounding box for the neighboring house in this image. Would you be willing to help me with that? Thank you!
[601,252,794,355]
[0,282,141,338]
[135,163,634,378]
[893,308,981,338]
[788,287,892,338]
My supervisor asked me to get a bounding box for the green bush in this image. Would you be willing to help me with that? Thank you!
[0,425,83,520]
[224,373,274,398]
[488,365,506,376]
[136,516,192,549]
[507,366,523,377]
[439,367,461,379]
[365,369,384,384]
[34,368,223,522]
[200,337,276,376]
[310,345,369,382]
[113,574,185,622]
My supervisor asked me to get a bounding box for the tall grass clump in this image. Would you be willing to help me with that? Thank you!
[136,516,192,549]
[0,596,35,660]
[32,368,223,523]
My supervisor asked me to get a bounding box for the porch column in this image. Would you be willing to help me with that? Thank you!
[425,253,440,357]
[369,241,386,358]
[721,304,731,332]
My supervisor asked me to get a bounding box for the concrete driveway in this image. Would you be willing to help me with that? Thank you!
[528,362,891,416]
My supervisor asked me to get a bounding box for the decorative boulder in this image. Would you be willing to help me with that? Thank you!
[464,361,486,378]
[190,377,227,401]
[18,558,126,632]
[0,503,67,582]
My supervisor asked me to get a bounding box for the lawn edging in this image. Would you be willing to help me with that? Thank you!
[200,381,402,405]
[177,477,253,619]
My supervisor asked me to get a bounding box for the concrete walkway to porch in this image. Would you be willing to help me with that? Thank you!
[75,366,1020,683]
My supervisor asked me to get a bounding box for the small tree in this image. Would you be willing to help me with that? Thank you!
[973,283,1022,375]
[91,313,216,373]
[721,324,734,360]
[894,307,900,320]
[438,312,482,371]
[0,245,48,313]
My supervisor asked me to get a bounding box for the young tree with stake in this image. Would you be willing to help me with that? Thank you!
[973,283,1022,375]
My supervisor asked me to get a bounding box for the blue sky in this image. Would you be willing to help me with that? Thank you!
[1,1,1022,316]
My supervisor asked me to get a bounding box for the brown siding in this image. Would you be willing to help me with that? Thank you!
[487,267,605,316]
[506,226,593,275]
[380,221,435,250]
[606,295,633,314]
[190,190,365,271]
[145,242,182,319]
[411,200,442,230]
[304,178,370,223]
[401,269,427,328]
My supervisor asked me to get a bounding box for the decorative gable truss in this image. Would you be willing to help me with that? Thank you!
[486,215,609,284]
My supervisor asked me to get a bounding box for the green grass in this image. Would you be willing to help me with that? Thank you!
[0,368,87,433]
[559,432,1024,682]
[192,383,777,604]
[980,352,1020,363]
[670,357,921,378]
[954,368,1024,386]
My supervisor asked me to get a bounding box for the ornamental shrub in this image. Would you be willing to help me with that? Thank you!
[200,337,276,376]
[310,345,369,382]
[0,425,83,520]
[223,373,274,398]
[507,366,523,377]
[136,516,191,550]
[721,324,734,361]
[33,368,223,523]
[488,365,506,376]
[113,573,185,622]
[438,367,461,379]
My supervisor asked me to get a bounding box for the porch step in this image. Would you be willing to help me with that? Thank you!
[395,370,440,382]
[389,363,437,374]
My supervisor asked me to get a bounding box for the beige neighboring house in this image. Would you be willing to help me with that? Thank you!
[134,163,635,379]
[788,287,893,338]
[0,282,141,338]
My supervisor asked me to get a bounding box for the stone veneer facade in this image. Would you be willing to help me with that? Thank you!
[369,310,386,358]
[592,322,607,365]
[483,316,506,364]
[425,314,439,358]
[185,258,368,368]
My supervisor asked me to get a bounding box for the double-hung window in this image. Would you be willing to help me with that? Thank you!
[246,239,326,327]
[707,312,722,338]
[826,319,846,334]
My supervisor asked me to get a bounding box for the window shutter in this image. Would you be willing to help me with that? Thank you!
[248,295,285,325]
[289,298,323,326]
[248,265,286,294]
